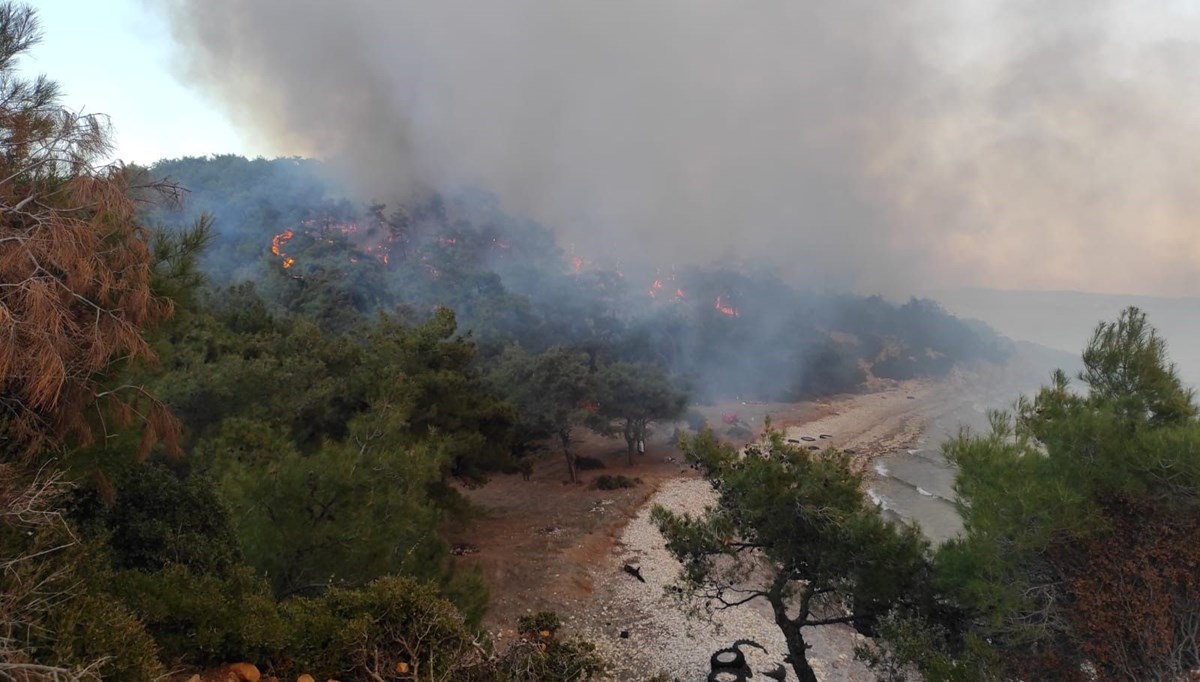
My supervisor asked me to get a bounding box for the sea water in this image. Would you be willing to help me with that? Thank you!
[868,391,1009,545]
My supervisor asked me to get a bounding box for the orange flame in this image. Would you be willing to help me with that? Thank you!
[571,256,585,272]
[272,230,296,269]
[649,279,664,298]
[675,288,685,298]
[271,230,294,257]
[715,296,738,317]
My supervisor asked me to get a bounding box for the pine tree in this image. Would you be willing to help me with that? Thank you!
[0,3,178,459]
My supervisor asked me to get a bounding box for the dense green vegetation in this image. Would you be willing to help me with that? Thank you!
[885,307,1200,681]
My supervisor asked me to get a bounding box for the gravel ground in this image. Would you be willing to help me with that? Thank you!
[581,478,872,682]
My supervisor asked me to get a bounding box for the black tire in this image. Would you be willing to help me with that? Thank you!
[711,647,747,670]
[801,436,816,442]
[708,671,747,682]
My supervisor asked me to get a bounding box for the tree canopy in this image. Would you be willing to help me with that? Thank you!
[0,3,184,459]
[654,427,930,682]
[488,345,596,483]
[594,361,687,465]
[880,307,1200,681]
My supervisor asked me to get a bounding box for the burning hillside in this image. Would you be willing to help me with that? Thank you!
[150,156,1011,402]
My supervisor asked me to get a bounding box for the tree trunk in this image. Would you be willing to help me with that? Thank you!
[625,418,636,466]
[771,584,819,682]
[560,430,577,483]
[779,620,819,682]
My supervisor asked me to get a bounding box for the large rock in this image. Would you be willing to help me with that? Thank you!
[226,663,261,682]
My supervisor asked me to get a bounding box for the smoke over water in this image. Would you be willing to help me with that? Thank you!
[160,1,1200,296]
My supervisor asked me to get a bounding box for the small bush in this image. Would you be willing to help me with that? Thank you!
[493,611,606,681]
[46,592,168,682]
[326,576,486,681]
[437,562,490,629]
[517,611,562,637]
[590,475,641,490]
[575,456,606,471]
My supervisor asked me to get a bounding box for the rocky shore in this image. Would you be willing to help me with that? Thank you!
[578,381,962,681]
[582,478,870,681]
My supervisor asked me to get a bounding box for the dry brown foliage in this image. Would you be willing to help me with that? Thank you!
[0,3,178,459]
[1046,499,1200,682]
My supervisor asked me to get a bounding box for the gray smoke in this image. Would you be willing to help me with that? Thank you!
[157,0,1200,296]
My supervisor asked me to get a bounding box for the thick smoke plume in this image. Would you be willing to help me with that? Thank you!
[160,1,1200,296]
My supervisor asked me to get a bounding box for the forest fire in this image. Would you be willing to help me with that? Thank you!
[714,296,738,317]
[647,280,686,301]
[267,217,398,270]
[271,229,295,268]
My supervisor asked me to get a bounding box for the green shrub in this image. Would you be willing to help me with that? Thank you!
[45,592,167,682]
[437,563,490,629]
[589,474,640,490]
[575,456,606,471]
[517,611,562,637]
[107,564,287,666]
[102,461,242,575]
[271,596,355,678]
[323,576,487,681]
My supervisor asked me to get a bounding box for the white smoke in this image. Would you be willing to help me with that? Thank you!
[158,0,1200,296]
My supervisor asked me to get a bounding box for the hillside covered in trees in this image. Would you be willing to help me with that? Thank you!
[146,153,1011,401]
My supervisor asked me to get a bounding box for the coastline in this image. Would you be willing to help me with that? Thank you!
[579,380,958,681]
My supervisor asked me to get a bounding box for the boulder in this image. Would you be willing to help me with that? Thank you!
[227,663,261,682]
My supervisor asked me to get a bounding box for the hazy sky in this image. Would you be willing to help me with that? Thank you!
[23,1,1200,298]
[23,0,256,163]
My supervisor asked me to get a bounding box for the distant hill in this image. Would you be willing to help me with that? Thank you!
[931,288,1200,388]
